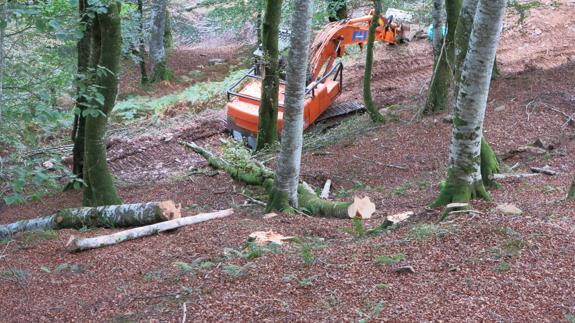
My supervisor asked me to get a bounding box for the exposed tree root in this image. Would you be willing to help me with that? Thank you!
[179,141,371,218]
[431,170,491,208]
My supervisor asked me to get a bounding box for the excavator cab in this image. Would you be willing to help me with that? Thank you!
[225,11,410,145]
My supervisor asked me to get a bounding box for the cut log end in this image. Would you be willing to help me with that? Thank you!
[347,196,376,219]
[157,200,182,220]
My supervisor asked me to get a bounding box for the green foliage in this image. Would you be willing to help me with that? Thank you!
[222,263,252,278]
[375,253,406,265]
[508,1,542,24]
[407,223,451,241]
[357,300,385,323]
[284,274,318,288]
[375,283,388,289]
[0,268,30,279]
[352,218,366,237]
[14,230,58,246]
[112,68,247,123]
[566,314,575,323]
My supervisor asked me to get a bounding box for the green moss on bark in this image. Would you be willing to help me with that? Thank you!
[82,4,123,206]
[151,61,173,82]
[480,137,500,187]
[363,0,385,123]
[256,0,283,151]
[431,169,490,207]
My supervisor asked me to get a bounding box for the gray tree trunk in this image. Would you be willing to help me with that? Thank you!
[431,0,444,60]
[269,0,314,209]
[433,0,507,206]
[0,0,7,120]
[149,0,171,81]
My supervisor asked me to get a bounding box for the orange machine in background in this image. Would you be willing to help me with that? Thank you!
[226,11,407,142]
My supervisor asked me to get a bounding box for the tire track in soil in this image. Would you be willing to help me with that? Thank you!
[106,113,227,183]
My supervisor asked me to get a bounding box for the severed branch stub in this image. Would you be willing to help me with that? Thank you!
[67,209,233,252]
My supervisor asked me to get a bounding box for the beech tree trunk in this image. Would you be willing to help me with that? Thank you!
[453,0,500,187]
[425,0,461,114]
[363,0,385,123]
[0,0,7,121]
[149,0,172,82]
[164,9,173,49]
[70,0,93,182]
[83,3,122,206]
[137,0,148,84]
[256,0,283,151]
[433,0,507,206]
[0,201,181,239]
[267,0,314,210]
[67,209,232,252]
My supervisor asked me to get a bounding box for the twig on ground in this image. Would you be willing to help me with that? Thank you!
[181,302,187,323]
[236,192,267,207]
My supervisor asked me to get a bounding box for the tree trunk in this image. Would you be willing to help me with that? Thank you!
[424,0,461,114]
[255,0,283,151]
[67,209,232,252]
[267,0,314,210]
[70,0,93,183]
[0,201,181,239]
[568,175,575,201]
[83,3,123,206]
[137,0,148,84]
[179,141,373,218]
[328,0,347,21]
[363,0,386,123]
[432,0,507,206]
[0,0,7,121]
[149,0,171,82]
[453,0,500,186]
[164,8,173,49]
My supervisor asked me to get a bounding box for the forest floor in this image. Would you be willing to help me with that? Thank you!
[1,1,575,322]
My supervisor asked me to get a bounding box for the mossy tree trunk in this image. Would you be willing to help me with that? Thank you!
[432,0,507,207]
[363,0,385,123]
[137,0,148,84]
[179,141,354,217]
[424,0,461,114]
[0,0,7,119]
[71,0,93,182]
[268,0,314,210]
[327,0,347,21]
[568,176,575,201]
[255,0,283,151]
[83,3,123,206]
[164,8,173,50]
[453,0,500,186]
[149,0,172,82]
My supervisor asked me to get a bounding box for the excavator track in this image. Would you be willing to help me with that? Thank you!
[316,101,365,122]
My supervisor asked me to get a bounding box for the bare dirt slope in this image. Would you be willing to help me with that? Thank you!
[1,2,575,322]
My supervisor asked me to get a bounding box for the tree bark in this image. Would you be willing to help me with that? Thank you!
[149,0,171,82]
[137,0,148,84]
[164,8,173,49]
[70,0,94,183]
[83,3,123,206]
[66,209,232,252]
[568,175,575,201]
[363,0,386,123]
[267,0,314,209]
[433,0,507,206]
[0,0,7,122]
[424,0,462,114]
[179,141,372,218]
[0,201,181,239]
[255,0,283,151]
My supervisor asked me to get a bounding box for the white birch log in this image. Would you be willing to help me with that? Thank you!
[0,201,181,239]
[66,209,233,252]
[320,179,332,199]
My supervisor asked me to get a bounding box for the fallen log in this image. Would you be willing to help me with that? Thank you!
[0,201,181,239]
[67,209,233,252]
[179,140,375,219]
[320,180,331,199]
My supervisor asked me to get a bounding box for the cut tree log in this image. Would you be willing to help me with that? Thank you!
[179,140,376,219]
[493,173,540,180]
[0,201,181,239]
[530,166,557,176]
[320,180,332,199]
[67,209,233,252]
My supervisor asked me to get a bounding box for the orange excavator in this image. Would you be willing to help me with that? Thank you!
[226,11,408,143]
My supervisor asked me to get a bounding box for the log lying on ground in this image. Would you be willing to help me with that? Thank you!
[0,201,181,239]
[179,141,375,219]
[67,209,233,252]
